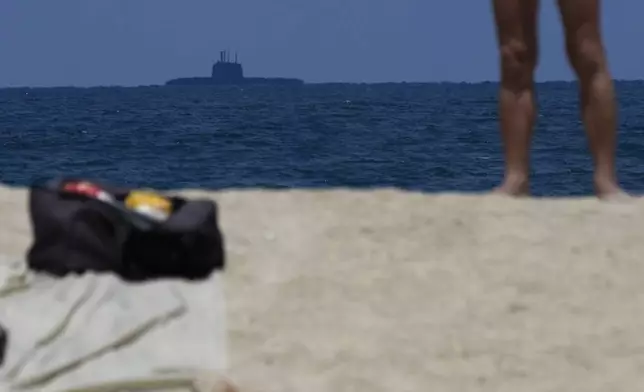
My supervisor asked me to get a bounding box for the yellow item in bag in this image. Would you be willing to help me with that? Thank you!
[125,190,173,222]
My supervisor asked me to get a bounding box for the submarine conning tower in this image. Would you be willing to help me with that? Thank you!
[212,50,244,83]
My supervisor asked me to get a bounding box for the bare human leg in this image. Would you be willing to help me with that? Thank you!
[557,0,626,198]
[491,0,540,196]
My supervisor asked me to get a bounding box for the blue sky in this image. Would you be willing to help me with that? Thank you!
[0,0,641,87]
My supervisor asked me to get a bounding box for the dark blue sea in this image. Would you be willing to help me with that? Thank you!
[1,81,643,196]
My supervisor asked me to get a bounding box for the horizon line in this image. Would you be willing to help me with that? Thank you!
[1,78,644,90]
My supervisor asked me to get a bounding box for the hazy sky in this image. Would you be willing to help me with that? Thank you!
[0,0,642,87]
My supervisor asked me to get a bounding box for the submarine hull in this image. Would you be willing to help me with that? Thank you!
[165,77,304,86]
[165,50,304,87]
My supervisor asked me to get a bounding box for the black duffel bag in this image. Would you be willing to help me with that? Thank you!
[26,178,225,281]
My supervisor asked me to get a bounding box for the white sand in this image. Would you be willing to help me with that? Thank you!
[3,185,644,391]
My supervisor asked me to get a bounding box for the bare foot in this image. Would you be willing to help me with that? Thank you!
[492,177,530,197]
[595,179,630,201]
[597,189,632,202]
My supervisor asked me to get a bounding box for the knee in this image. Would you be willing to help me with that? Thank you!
[499,40,537,91]
[566,38,606,80]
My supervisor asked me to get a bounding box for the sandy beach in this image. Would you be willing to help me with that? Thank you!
[3,185,644,391]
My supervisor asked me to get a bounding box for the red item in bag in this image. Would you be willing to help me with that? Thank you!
[62,181,114,203]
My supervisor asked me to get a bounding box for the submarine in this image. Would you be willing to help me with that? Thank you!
[165,50,304,86]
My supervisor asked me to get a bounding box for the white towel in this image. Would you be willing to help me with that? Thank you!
[0,260,227,392]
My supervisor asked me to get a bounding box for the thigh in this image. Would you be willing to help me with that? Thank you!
[492,0,540,55]
[557,0,601,44]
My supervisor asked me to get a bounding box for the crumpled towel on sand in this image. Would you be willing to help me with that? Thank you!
[0,259,227,392]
